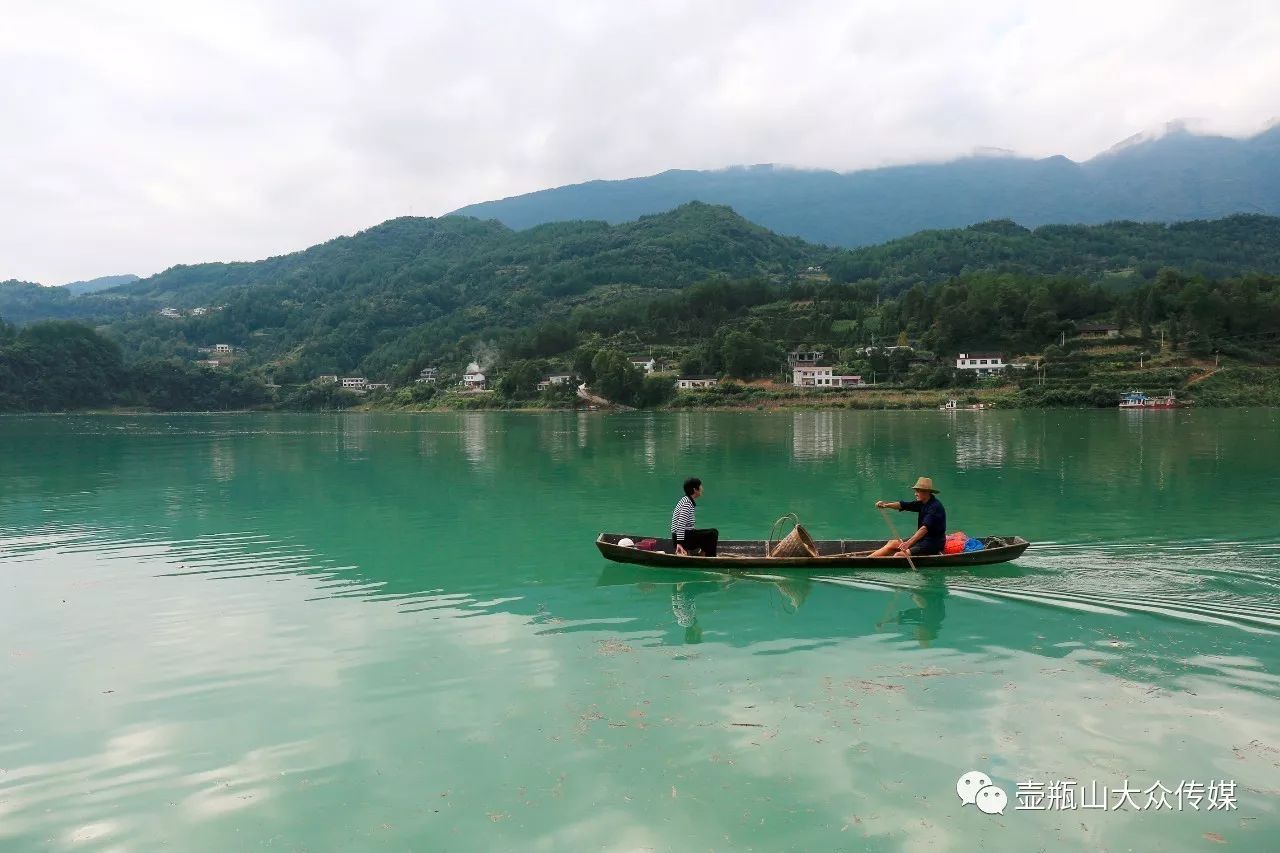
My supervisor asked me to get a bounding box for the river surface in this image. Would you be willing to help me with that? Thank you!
[1,411,1277,851]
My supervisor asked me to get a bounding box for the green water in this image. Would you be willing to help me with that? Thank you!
[1,411,1277,851]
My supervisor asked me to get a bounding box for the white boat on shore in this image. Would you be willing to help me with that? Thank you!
[1120,390,1178,409]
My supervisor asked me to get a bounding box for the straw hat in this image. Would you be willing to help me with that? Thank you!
[911,476,939,493]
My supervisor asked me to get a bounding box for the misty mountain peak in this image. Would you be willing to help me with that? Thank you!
[1101,118,1209,156]
[450,124,1280,249]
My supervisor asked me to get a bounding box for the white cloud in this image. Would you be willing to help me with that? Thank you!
[2,0,1278,283]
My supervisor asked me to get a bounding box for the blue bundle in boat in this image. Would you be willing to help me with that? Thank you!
[963,537,986,552]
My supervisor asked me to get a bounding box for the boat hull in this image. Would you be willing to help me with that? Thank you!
[595,534,1030,570]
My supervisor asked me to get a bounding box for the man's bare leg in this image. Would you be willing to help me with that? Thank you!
[870,538,902,557]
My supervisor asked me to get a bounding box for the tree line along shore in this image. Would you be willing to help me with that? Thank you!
[3,317,1276,413]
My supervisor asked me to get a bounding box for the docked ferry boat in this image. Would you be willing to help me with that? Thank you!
[1119,390,1178,409]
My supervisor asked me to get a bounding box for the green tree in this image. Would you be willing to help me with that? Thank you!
[1021,289,1059,349]
[590,349,643,404]
[719,321,781,379]
[498,359,543,399]
[279,382,360,411]
[1,321,128,411]
[573,347,600,384]
[129,359,269,410]
[635,373,676,408]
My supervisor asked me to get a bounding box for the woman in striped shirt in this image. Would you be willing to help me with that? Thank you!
[671,477,718,556]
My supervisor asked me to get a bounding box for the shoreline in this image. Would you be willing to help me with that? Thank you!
[5,399,1277,416]
[6,367,1279,414]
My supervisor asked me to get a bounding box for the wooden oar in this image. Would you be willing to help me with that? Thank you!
[878,506,918,572]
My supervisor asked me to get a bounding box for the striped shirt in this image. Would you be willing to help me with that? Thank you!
[671,495,696,541]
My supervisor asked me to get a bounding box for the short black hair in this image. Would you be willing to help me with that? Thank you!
[683,477,702,497]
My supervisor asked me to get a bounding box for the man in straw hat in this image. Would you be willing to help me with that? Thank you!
[869,477,947,558]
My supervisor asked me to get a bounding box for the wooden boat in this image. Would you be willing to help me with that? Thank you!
[596,533,1030,570]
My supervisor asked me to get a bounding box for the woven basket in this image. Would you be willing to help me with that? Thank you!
[768,514,819,558]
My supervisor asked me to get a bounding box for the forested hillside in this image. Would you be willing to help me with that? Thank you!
[2,205,1279,411]
[98,204,817,380]
[0,319,266,412]
[824,215,1280,295]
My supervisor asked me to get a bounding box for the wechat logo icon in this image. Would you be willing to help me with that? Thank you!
[957,770,1007,815]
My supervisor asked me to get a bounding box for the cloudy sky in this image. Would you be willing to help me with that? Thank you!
[3,0,1278,284]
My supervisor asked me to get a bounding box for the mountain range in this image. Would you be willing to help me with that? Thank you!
[452,122,1280,248]
[61,274,140,295]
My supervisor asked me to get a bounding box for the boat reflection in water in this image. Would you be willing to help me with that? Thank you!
[668,576,817,644]
[599,564,952,647]
[874,573,948,647]
[669,581,720,644]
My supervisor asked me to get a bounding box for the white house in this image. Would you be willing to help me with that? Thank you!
[793,365,834,387]
[536,373,572,392]
[462,362,487,390]
[316,375,338,384]
[214,344,232,354]
[955,353,1006,375]
[341,377,368,391]
[415,367,439,384]
[794,365,865,388]
[159,307,181,319]
[677,376,718,389]
[628,355,657,374]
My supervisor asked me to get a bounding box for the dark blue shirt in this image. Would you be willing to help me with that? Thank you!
[899,496,946,550]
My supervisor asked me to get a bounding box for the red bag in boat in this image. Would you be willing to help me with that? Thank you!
[944,532,968,554]
[635,538,659,551]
